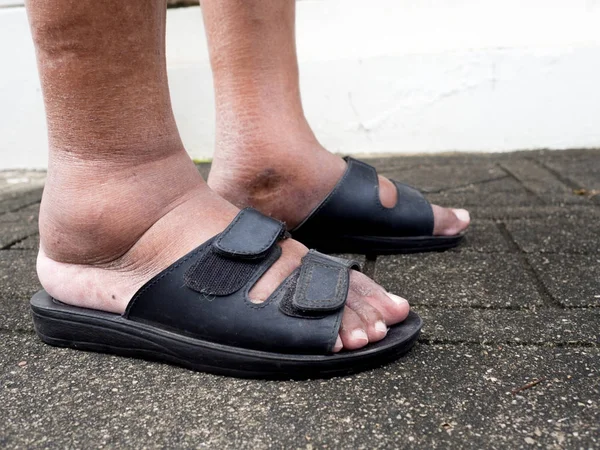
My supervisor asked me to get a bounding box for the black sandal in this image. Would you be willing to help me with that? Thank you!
[292,157,465,254]
[31,208,421,379]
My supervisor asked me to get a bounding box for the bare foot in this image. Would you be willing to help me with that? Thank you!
[37,150,409,352]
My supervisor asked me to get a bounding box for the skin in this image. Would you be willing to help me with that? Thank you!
[26,0,414,353]
[201,0,471,235]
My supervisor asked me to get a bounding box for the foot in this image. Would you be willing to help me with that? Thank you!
[208,136,471,235]
[37,149,410,352]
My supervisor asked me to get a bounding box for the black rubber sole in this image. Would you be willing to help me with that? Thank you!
[296,233,464,255]
[30,290,422,380]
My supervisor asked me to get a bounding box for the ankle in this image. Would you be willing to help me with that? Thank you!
[40,150,206,265]
[209,130,345,227]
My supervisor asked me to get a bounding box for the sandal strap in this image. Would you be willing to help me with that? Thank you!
[215,207,287,259]
[291,250,358,314]
[291,156,434,239]
[183,208,285,296]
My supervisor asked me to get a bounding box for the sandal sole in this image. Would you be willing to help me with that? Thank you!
[30,290,422,380]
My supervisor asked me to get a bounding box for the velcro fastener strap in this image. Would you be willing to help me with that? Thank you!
[290,251,358,314]
[214,208,286,259]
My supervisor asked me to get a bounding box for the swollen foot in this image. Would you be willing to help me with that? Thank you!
[37,152,409,351]
[208,138,471,234]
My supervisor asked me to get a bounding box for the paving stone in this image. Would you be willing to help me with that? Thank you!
[537,151,600,191]
[506,217,600,254]
[10,234,39,250]
[0,202,40,223]
[416,307,600,345]
[448,220,511,253]
[470,205,600,220]
[534,148,600,160]
[427,177,538,207]
[375,163,506,193]
[500,155,599,205]
[0,251,40,331]
[500,159,570,194]
[0,221,39,249]
[375,253,544,308]
[537,187,600,205]
[365,152,516,171]
[528,254,600,308]
[0,202,39,255]
[538,190,600,206]
[0,187,43,214]
[1,334,598,449]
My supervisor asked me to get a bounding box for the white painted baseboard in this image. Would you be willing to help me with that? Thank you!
[1,1,600,169]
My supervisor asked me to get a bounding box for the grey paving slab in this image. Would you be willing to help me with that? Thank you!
[499,156,598,205]
[364,151,517,171]
[506,217,600,254]
[1,334,598,449]
[500,158,571,198]
[0,251,40,331]
[537,150,600,191]
[470,205,600,220]
[427,177,537,207]
[528,254,600,308]
[0,201,39,250]
[448,220,511,253]
[538,192,600,206]
[0,202,39,223]
[0,221,39,249]
[500,152,600,205]
[539,190,600,206]
[0,187,42,214]
[10,233,39,250]
[417,307,600,345]
[375,253,544,308]
[375,163,507,193]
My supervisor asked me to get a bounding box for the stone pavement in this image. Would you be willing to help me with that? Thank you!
[1,150,598,449]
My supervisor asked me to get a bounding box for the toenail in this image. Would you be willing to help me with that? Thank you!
[387,293,408,306]
[375,321,388,334]
[333,336,343,352]
[351,329,369,342]
[453,208,470,222]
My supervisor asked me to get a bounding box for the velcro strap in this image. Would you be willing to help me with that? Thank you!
[214,208,286,259]
[290,251,358,313]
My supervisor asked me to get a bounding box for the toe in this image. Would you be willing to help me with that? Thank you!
[332,336,343,353]
[349,270,410,327]
[338,306,370,350]
[345,292,388,342]
[431,204,470,236]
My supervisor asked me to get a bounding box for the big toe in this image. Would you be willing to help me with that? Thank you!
[432,205,470,236]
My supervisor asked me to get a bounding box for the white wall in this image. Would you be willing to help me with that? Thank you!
[1,0,600,169]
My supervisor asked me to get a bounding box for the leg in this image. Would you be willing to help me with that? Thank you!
[202,0,470,234]
[27,0,407,351]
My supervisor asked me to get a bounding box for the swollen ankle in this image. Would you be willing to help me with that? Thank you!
[209,136,346,227]
[39,152,206,265]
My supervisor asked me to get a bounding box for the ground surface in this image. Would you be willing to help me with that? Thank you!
[0,150,598,449]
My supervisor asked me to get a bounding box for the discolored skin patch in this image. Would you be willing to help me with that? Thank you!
[247,168,284,202]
